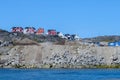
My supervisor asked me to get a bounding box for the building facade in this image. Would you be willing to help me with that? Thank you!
[36,28,44,35]
[48,29,57,35]
[24,27,36,34]
[11,27,23,33]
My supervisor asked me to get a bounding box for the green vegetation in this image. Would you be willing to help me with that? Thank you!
[84,35,120,42]
[80,65,120,69]
[95,65,120,68]
[10,64,120,69]
[13,64,26,68]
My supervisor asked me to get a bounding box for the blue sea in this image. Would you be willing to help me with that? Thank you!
[0,69,120,80]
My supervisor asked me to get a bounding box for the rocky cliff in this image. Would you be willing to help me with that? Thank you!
[0,41,120,68]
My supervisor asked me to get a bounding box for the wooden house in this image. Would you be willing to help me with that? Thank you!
[11,27,23,33]
[57,32,65,38]
[48,29,57,35]
[24,27,36,34]
[36,28,44,35]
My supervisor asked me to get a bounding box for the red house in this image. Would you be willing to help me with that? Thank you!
[36,28,44,35]
[11,27,23,33]
[48,29,57,35]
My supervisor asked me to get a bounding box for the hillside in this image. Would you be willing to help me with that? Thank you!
[0,29,65,46]
[83,35,120,42]
[0,29,120,68]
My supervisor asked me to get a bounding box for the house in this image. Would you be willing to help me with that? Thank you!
[108,42,120,46]
[11,27,23,33]
[64,34,80,40]
[57,32,65,38]
[36,28,44,35]
[115,42,120,46]
[24,27,36,34]
[108,42,116,46]
[100,42,108,46]
[48,29,57,35]
[64,34,71,40]
[71,34,80,40]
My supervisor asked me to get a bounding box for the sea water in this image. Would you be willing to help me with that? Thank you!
[0,69,120,80]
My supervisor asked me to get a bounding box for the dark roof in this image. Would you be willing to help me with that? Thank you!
[48,29,56,31]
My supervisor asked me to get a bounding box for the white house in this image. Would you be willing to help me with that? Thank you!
[57,32,66,38]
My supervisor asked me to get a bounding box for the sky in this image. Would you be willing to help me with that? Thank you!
[0,0,120,38]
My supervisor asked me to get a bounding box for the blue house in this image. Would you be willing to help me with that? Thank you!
[115,42,120,46]
[108,42,120,46]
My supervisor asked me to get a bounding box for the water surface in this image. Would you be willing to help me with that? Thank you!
[0,69,120,80]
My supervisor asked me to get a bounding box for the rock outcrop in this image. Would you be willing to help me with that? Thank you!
[0,41,120,68]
